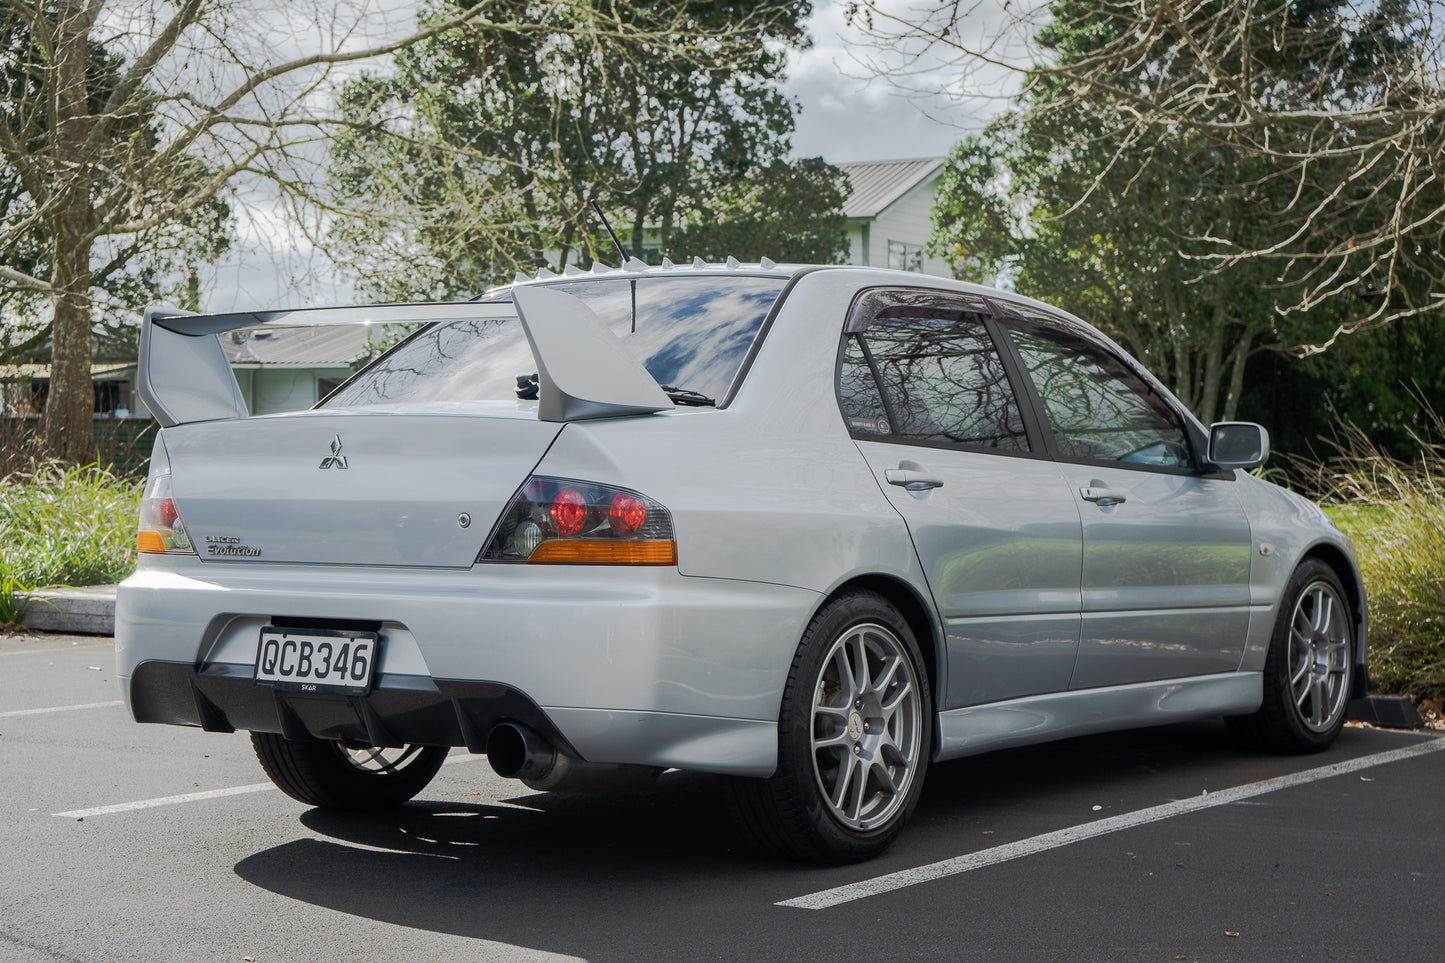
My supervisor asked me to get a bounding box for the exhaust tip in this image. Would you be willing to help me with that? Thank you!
[486,722,553,779]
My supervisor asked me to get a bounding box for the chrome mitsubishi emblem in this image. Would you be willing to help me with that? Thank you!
[318,435,349,470]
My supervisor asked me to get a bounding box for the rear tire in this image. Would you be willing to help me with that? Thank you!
[1228,559,1355,753]
[251,733,448,809]
[729,591,931,863]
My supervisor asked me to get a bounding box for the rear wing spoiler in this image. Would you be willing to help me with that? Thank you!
[136,291,669,427]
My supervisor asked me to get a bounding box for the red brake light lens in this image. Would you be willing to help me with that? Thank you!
[156,497,179,528]
[608,493,647,537]
[549,488,588,536]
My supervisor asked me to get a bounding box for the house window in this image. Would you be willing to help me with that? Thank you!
[317,377,345,403]
[93,380,129,414]
[1,379,38,416]
[1,378,133,416]
[887,241,923,273]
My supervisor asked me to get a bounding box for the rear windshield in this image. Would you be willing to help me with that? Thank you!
[321,275,787,408]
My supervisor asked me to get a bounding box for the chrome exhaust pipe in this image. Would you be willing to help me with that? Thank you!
[486,722,662,792]
[486,722,556,781]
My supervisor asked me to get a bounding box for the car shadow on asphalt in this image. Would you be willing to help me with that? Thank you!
[230,719,1372,959]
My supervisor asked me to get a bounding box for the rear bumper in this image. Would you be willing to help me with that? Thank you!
[117,557,819,777]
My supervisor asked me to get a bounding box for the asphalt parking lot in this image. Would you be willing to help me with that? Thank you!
[4,629,1443,963]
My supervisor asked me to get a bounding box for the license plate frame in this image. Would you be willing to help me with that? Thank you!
[254,626,378,695]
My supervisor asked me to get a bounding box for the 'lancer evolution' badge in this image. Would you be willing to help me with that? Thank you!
[319,434,349,469]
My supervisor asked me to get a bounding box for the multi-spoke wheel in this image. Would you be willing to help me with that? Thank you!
[810,621,923,831]
[251,732,449,809]
[1284,580,1352,733]
[729,591,931,863]
[1228,560,1355,753]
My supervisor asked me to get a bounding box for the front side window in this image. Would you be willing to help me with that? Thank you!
[838,291,1029,451]
[323,276,786,408]
[1004,310,1191,468]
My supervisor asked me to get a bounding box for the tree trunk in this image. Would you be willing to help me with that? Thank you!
[1220,323,1260,423]
[42,1,98,465]
[630,205,645,261]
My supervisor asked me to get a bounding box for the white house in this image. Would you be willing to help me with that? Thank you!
[222,324,372,415]
[837,157,950,278]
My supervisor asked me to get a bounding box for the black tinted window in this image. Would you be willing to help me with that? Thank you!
[838,292,1028,451]
[838,335,892,435]
[323,276,785,408]
[1006,313,1190,467]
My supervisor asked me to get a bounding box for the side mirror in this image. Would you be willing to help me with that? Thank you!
[1208,422,1270,471]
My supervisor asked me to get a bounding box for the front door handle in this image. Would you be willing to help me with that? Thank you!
[1080,486,1126,506]
[886,469,944,492]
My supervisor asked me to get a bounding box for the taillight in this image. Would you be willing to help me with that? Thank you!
[137,473,195,555]
[549,487,588,536]
[608,492,647,537]
[479,476,676,565]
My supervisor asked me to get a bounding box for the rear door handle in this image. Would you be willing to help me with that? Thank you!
[1080,486,1126,506]
[886,469,944,491]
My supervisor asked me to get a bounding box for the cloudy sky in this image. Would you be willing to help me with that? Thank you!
[784,0,1017,162]
[203,0,1015,310]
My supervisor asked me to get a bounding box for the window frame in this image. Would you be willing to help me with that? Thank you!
[834,286,1048,458]
[986,299,1215,477]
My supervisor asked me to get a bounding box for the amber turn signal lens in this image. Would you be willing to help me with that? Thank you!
[527,539,677,566]
[136,530,169,554]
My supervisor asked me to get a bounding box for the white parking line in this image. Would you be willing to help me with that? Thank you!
[0,700,123,719]
[779,737,1445,910]
[52,750,491,819]
[55,783,275,818]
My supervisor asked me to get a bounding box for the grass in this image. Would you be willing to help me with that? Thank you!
[0,570,28,624]
[1309,422,1445,705]
[0,462,142,618]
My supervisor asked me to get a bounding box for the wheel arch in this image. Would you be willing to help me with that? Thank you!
[1298,542,1370,697]
[818,573,945,718]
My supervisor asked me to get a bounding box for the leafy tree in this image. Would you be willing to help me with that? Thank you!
[922,0,1433,425]
[664,157,851,264]
[1239,313,1445,471]
[0,10,229,372]
[852,0,1444,341]
[0,0,573,463]
[933,125,1309,423]
[327,0,826,299]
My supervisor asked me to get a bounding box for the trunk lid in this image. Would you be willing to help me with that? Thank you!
[164,403,560,567]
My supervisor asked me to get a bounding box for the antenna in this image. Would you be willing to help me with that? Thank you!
[590,199,630,264]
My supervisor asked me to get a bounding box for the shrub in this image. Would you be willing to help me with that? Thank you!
[0,462,142,594]
[1312,422,1445,702]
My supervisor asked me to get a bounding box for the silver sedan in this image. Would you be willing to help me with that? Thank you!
[117,262,1364,863]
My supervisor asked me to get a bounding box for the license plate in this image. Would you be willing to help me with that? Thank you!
[254,626,377,694]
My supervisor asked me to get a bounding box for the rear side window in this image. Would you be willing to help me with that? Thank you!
[323,276,786,408]
[837,290,1029,451]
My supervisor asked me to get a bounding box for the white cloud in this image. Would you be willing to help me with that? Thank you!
[784,0,1027,163]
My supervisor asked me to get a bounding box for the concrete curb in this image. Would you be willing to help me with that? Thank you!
[1348,695,1424,730]
[20,585,116,635]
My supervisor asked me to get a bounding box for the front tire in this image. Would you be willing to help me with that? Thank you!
[730,591,931,863]
[251,733,449,809]
[1229,560,1355,753]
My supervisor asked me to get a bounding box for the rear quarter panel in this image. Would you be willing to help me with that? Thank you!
[532,270,927,599]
